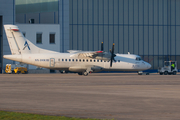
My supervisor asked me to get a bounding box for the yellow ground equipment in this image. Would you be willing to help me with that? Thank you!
[5,64,28,74]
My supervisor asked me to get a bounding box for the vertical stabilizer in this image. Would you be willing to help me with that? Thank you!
[4,25,30,54]
[4,25,58,54]
[4,25,21,54]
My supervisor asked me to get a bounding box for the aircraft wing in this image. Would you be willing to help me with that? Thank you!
[69,50,111,61]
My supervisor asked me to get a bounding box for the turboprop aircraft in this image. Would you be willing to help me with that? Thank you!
[3,25,151,76]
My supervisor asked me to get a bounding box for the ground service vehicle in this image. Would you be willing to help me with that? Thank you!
[158,61,177,75]
[5,64,28,74]
[14,67,28,74]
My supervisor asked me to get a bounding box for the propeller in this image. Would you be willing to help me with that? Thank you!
[101,42,103,51]
[110,43,116,67]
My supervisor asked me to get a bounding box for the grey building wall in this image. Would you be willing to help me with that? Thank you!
[69,0,180,70]
[59,0,69,52]
[0,0,15,73]
[15,0,69,53]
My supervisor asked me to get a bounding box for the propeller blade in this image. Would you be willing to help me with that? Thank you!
[110,43,115,67]
[112,43,114,55]
[101,42,103,51]
[110,60,113,67]
[110,54,113,67]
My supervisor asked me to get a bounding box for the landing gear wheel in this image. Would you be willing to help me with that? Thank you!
[159,72,163,75]
[78,72,83,75]
[164,71,168,75]
[173,71,177,75]
[83,72,88,76]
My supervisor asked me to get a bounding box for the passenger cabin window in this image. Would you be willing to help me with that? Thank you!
[62,59,64,61]
[118,60,120,62]
[76,59,78,62]
[72,59,74,62]
[83,59,85,62]
[90,59,92,62]
[97,60,99,62]
[94,60,96,62]
[79,59,81,62]
[58,59,60,61]
[65,59,67,61]
[69,59,71,61]
[86,59,88,62]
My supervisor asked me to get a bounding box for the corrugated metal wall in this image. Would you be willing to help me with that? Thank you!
[69,0,180,70]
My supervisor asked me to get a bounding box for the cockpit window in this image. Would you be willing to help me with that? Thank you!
[136,57,142,61]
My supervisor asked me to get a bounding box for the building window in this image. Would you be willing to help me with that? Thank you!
[36,33,42,44]
[49,33,55,44]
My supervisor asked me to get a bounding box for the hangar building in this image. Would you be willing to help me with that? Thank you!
[2,0,180,72]
[0,0,15,73]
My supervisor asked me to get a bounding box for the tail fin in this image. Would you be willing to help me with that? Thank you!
[4,25,57,54]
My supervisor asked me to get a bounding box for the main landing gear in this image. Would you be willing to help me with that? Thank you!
[78,71,89,76]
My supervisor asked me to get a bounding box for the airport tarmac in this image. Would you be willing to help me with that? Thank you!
[0,73,180,120]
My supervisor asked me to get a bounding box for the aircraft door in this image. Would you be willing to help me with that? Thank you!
[50,58,55,67]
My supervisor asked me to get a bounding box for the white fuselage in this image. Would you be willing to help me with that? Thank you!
[4,53,151,72]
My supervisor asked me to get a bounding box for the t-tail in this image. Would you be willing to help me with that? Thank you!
[3,25,58,55]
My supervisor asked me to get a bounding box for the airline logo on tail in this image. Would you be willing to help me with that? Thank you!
[23,41,30,50]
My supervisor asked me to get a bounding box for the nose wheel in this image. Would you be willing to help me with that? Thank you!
[138,71,149,75]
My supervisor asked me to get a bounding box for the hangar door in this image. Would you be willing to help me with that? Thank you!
[0,16,2,73]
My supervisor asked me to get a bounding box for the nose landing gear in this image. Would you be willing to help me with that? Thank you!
[138,71,149,75]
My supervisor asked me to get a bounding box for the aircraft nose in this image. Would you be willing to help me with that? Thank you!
[147,63,151,69]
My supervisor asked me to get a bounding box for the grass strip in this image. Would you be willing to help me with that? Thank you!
[0,111,100,120]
